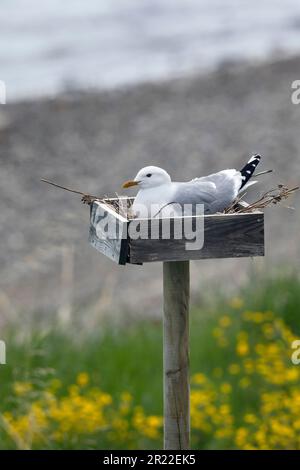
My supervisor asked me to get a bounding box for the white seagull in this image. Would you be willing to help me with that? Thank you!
[122,155,261,218]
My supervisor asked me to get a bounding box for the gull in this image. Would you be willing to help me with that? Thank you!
[122,155,262,218]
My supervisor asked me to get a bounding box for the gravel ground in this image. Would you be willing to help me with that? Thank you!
[1,57,300,324]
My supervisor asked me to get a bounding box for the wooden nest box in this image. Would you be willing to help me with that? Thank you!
[88,195,265,450]
[89,197,264,265]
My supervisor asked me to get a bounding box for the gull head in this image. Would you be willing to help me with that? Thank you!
[122,166,171,190]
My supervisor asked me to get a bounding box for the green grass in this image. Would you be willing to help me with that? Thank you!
[0,272,300,449]
[0,325,163,414]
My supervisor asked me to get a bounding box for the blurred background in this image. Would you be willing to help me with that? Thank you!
[0,0,300,450]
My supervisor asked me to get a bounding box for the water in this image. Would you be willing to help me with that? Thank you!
[1,0,300,100]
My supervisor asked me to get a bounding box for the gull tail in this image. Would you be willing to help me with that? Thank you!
[240,154,261,189]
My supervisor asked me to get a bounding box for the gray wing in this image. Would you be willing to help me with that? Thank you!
[172,169,242,214]
[170,181,218,215]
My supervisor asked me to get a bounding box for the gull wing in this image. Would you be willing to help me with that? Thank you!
[173,169,242,214]
[168,181,217,215]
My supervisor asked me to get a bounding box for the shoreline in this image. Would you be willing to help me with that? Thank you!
[2,54,288,106]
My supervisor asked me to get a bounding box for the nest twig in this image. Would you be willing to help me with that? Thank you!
[224,184,299,214]
[40,179,103,204]
[41,178,299,218]
[40,178,131,216]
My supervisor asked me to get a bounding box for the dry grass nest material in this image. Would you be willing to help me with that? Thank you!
[41,179,299,219]
[103,184,299,218]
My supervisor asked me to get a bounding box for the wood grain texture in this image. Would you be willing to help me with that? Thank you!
[128,212,264,263]
[89,201,128,265]
[163,261,190,450]
[89,198,264,265]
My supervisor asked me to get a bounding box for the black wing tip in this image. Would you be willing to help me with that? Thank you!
[249,153,261,161]
[240,154,262,188]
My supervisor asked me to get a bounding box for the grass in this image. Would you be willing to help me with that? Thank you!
[0,272,300,449]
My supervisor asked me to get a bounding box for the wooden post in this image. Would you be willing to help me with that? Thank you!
[163,261,190,450]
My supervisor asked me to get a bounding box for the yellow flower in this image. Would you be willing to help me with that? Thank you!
[192,373,207,385]
[49,378,62,392]
[76,372,89,387]
[243,311,266,323]
[244,413,257,424]
[255,343,264,355]
[120,392,132,402]
[228,364,240,375]
[254,429,267,447]
[212,327,222,338]
[285,368,299,382]
[219,404,231,415]
[239,377,251,388]
[13,382,32,396]
[68,384,79,396]
[147,415,162,428]
[243,358,255,374]
[220,383,232,394]
[262,323,274,339]
[229,297,244,309]
[219,316,231,328]
[215,427,233,439]
[99,393,112,406]
[236,341,249,356]
[235,427,248,447]
[252,312,265,323]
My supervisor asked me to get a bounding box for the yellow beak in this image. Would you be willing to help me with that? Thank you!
[122,180,139,189]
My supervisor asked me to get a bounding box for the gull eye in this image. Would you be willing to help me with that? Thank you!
[146,173,152,177]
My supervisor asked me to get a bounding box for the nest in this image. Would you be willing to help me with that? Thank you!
[41,178,299,219]
[102,184,299,218]
[225,185,299,214]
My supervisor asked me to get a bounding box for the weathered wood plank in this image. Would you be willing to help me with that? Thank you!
[89,201,128,265]
[89,198,264,264]
[128,212,264,263]
[163,261,190,450]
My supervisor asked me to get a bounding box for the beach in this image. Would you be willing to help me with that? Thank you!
[1,56,300,323]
